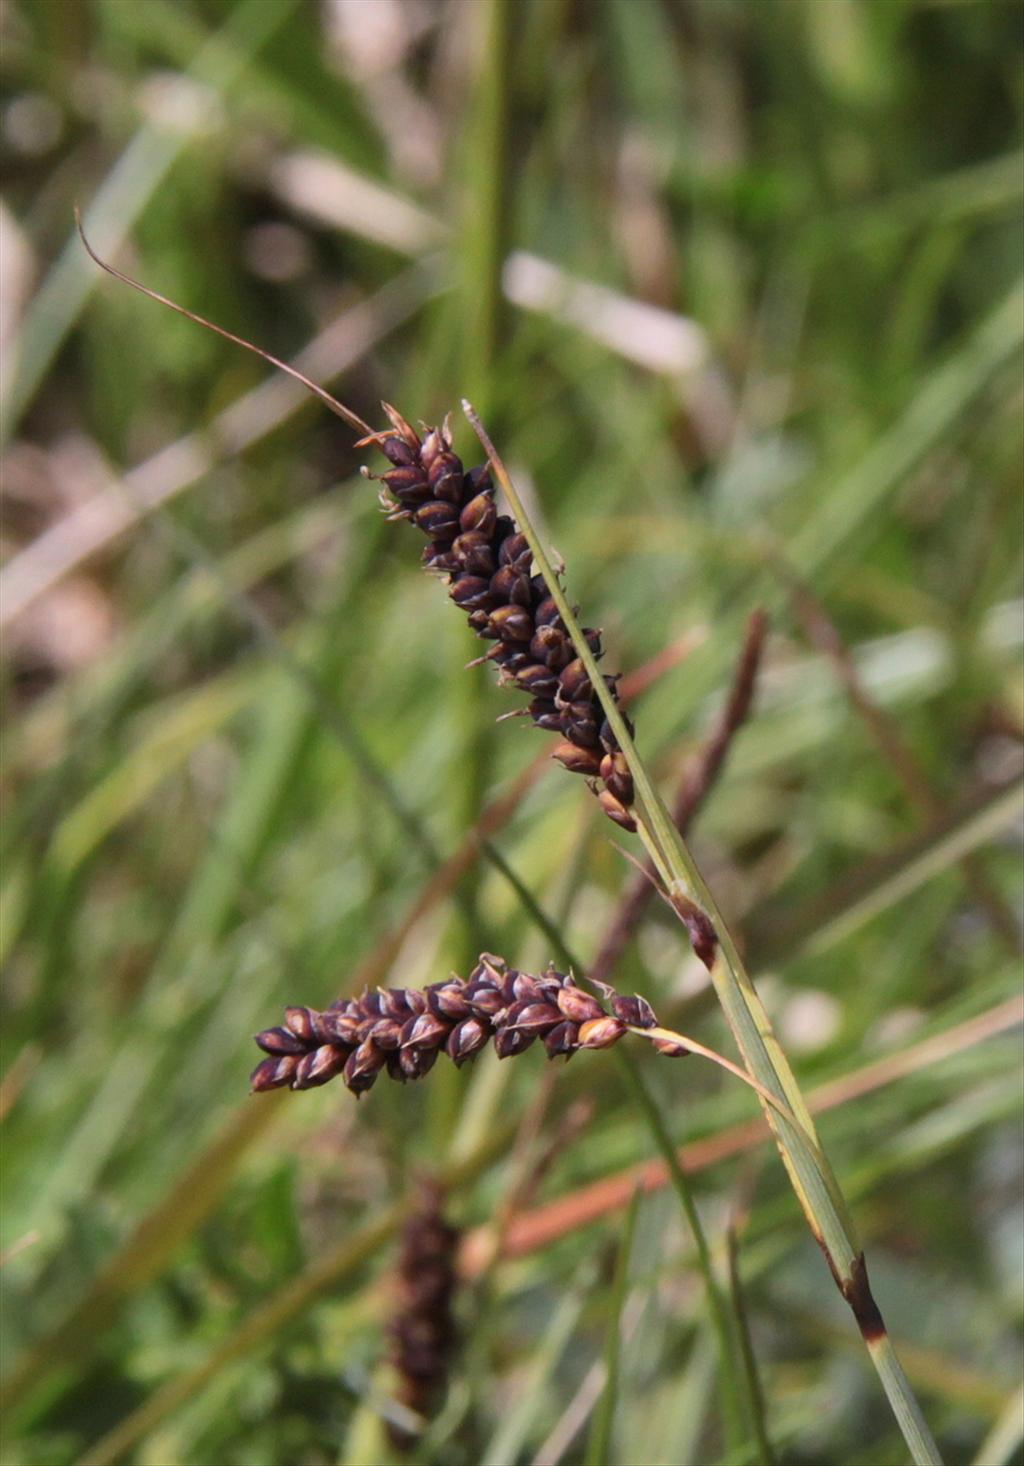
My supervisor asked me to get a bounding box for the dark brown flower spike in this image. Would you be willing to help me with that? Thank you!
[386,1178,459,1451]
[359,410,638,830]
[251,954,676,1099]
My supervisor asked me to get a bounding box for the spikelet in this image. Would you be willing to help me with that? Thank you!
[359,407,637,831]
[386,1179,459,1450]
[250,955,675,1099]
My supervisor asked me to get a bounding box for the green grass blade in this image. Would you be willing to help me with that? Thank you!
[584,1186,641,1466]
[970,1386,1024,1466]
[792,279,1024,582]
[0,1096,284,1416]
[61,1126,513,1466]
[726,1229,775,1466]
[753,777,1024,966]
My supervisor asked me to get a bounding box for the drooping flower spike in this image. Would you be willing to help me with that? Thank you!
[250,954,685,1099]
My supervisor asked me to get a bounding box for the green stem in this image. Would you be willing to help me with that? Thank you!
[868,1334,945,1466]
[464,403,944,1466]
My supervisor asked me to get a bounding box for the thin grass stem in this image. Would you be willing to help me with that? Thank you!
[627,1025,827,1168]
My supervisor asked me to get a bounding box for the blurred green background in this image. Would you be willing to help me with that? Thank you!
[2,1,1022,1463]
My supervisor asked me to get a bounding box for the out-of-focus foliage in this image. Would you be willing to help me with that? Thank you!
[1,2,1021,1464]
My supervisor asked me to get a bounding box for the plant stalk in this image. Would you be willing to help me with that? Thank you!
[465,402,944,1466]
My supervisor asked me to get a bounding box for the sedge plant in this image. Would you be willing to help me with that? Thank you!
[77,217,944,1466]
